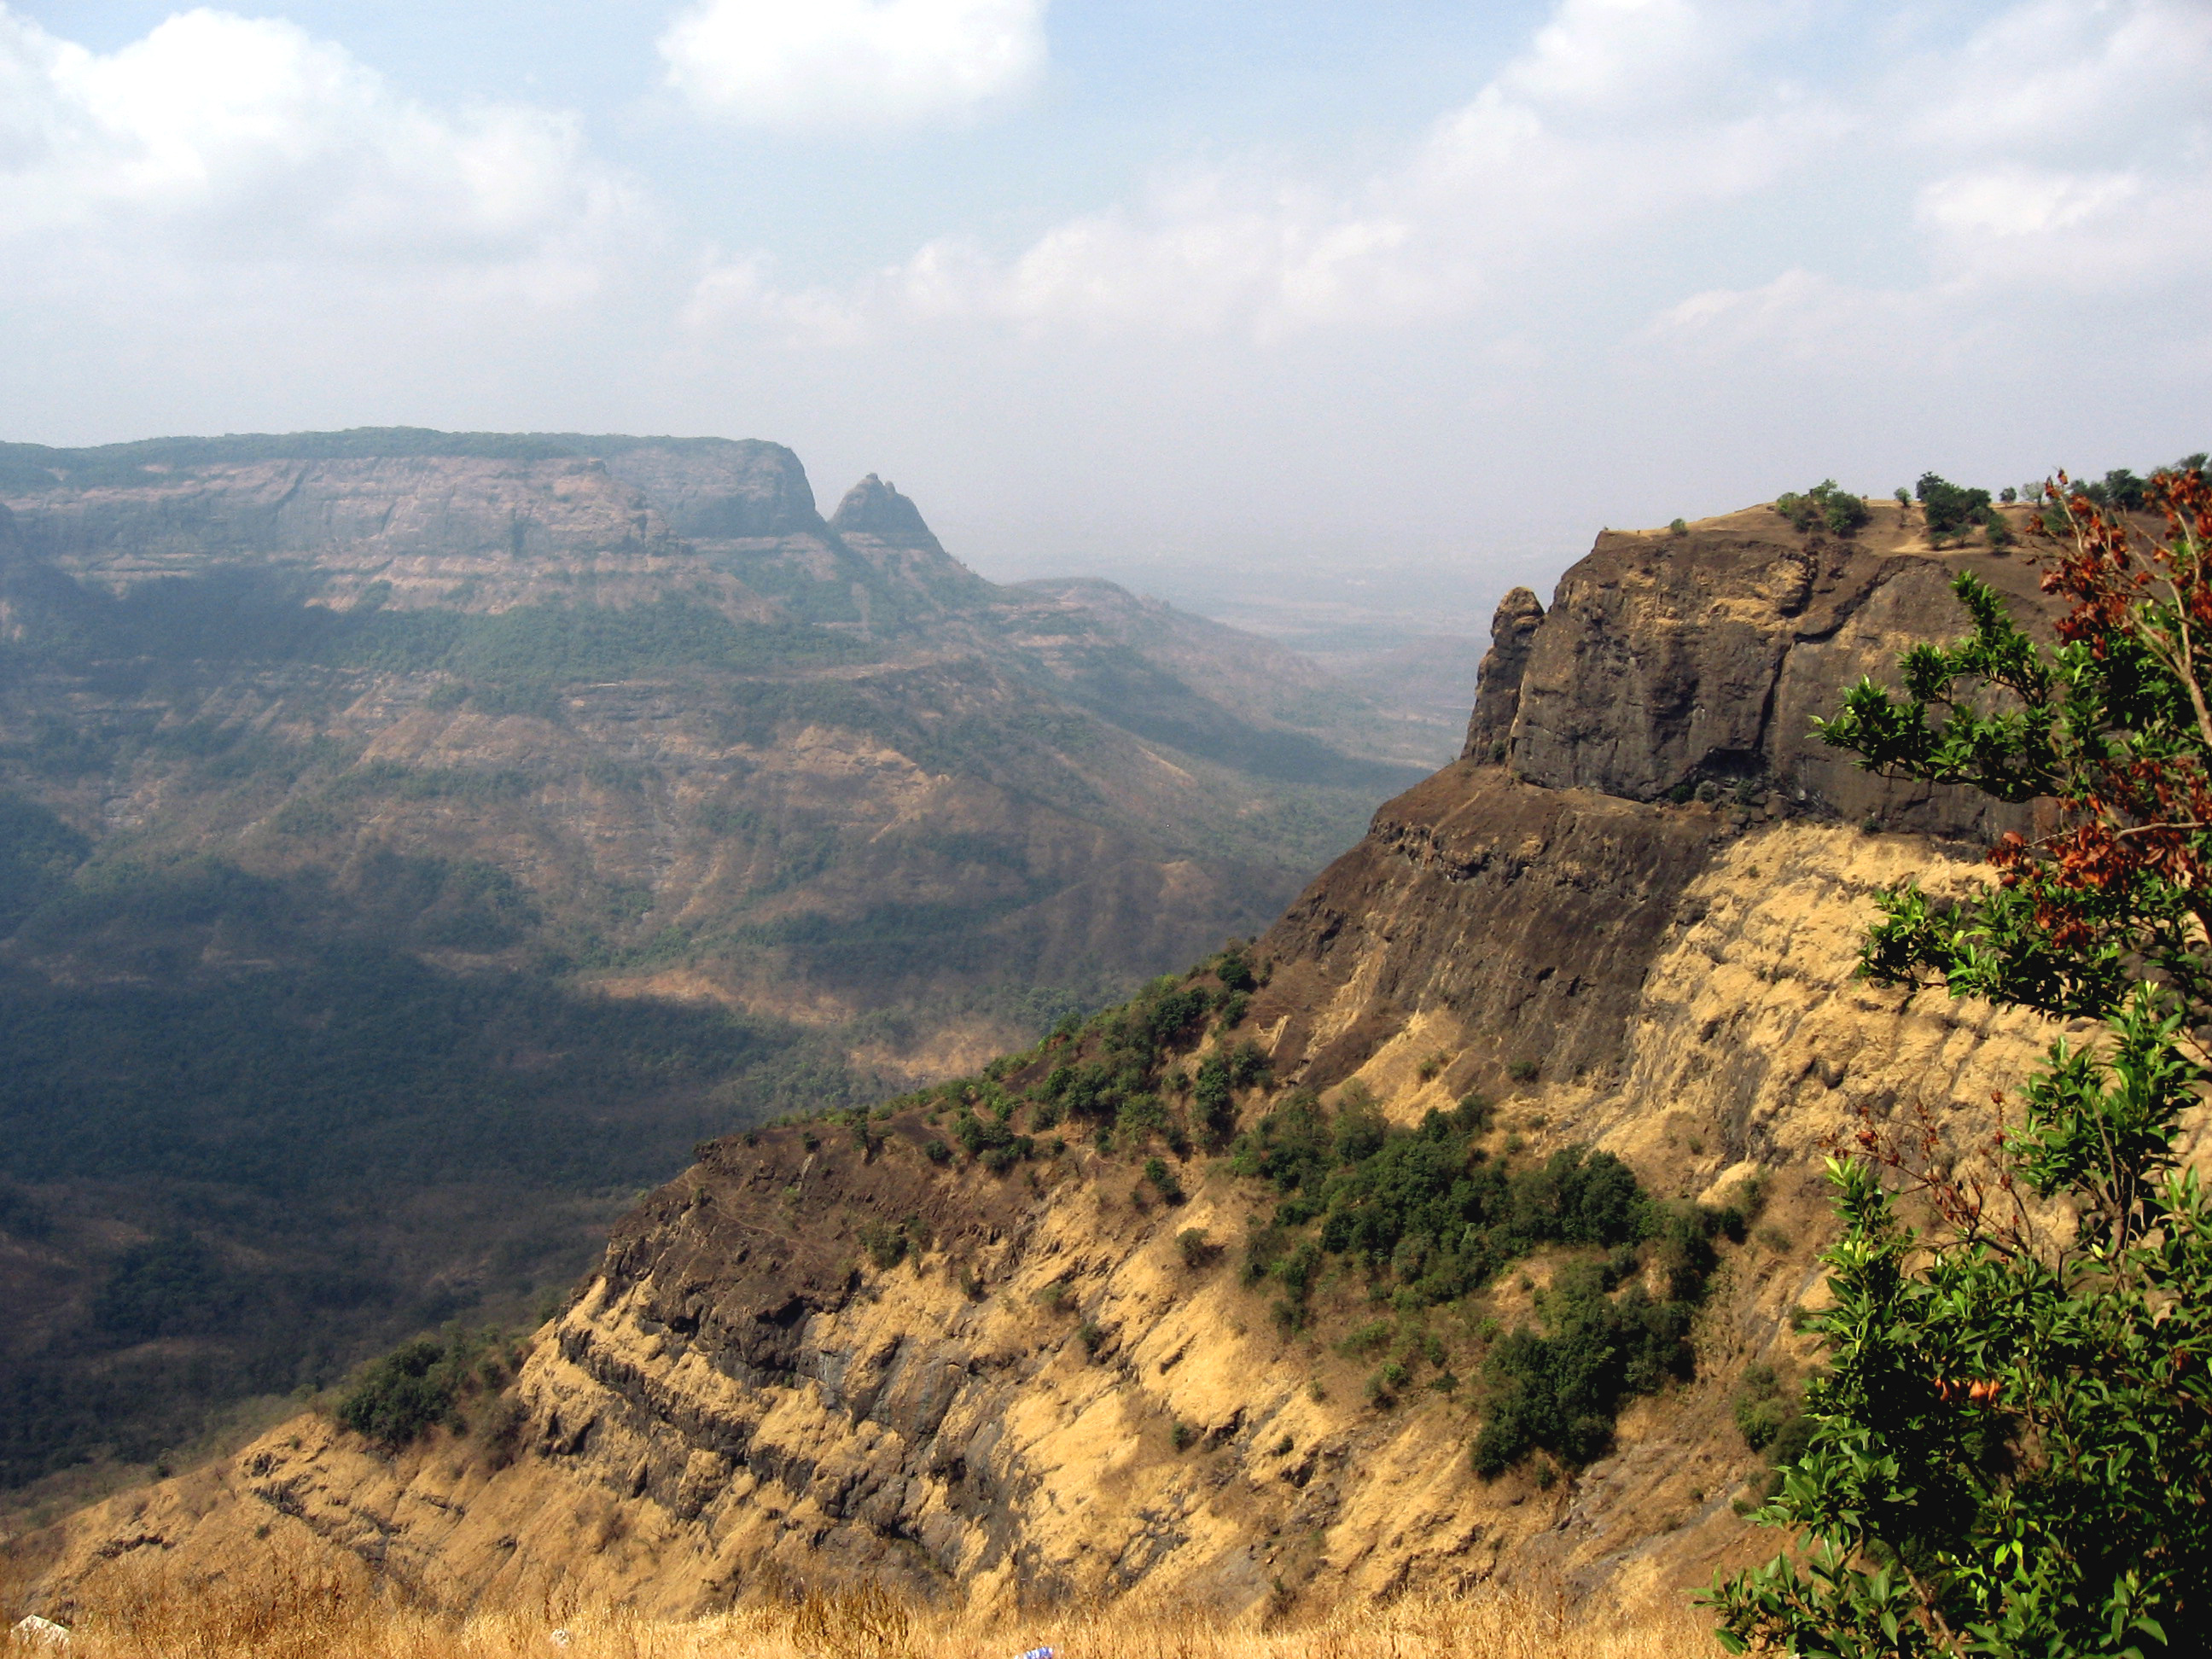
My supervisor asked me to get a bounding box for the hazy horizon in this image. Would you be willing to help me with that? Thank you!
[3,0,2204,645]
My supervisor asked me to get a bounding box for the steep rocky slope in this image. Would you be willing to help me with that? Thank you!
[24,495,2170,1618]
[0,429,1433,1496]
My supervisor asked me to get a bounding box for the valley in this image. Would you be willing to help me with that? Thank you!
[0,430,1434,1501]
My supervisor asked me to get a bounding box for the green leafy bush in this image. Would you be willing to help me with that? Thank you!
[1713,471,2212,1656]
[952,1108,1032,1170]
[1229,1081,1717,1469]
[1913,472,1994,543]
[333,1331,513,1451]
[1471,1259,1692,1474]
[1194,1053,1237,1142]
[1731,1363,1801,1454]
[1773,480,1870,536]
[858,1220,908,1271]
[2079,467,2147,511]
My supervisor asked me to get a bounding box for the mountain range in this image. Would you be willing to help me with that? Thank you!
[0,428,1441,1501]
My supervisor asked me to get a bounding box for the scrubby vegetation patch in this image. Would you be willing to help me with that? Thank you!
[333,1325,524,1452]
[1224,1084,1749,1474]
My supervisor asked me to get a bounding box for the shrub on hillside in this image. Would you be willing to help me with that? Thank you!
[1773,480,1869,536]
[1712,467,2212,1656]
[335,1338,459,1449]
[1913,471,1994,543]
[1470,1259,1694,1475]
[1228,1080,1728,1472]
[2079,466,2147,511]
[332,1325,522,1452]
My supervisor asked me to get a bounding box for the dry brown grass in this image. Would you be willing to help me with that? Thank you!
[3,1558,1720,1659]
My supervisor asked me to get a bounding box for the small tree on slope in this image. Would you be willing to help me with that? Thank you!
[1703,472,2212,1658]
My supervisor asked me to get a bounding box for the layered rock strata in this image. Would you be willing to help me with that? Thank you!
[21,499,2131,1617]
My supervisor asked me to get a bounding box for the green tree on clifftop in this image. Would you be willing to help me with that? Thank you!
[1706,472,2212,1657]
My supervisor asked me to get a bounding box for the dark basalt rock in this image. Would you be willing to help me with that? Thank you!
[1461,585,1545,763]
[1475,516,2053,841]
[830,474,939,545]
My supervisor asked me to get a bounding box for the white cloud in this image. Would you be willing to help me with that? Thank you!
[1898,0,2212,160]
[1498,0,1773,114]
[1647,0,2212,370]
[681,253,870,346]
[673,0,2212,359]
[891,179,1429,340]
[659,0,1046,130]
[1892,1,2212,298]
[0,4,632,289]
[1917,163,2212,293]
[683,0,1837,342]
[1918,166,2141,244]
[1649,269,1928,364]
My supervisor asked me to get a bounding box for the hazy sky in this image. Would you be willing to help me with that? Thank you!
[3,0,2206,629]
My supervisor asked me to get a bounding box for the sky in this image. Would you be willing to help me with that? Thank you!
[2,0,2207,638]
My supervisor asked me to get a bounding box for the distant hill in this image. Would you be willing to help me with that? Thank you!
[0,429,1444,1495]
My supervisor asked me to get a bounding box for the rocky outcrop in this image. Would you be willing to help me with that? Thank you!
[821,474,994,623]
[830,475,938,544]
[1459,587,1544,762]
[595,439,826,539]
[1486,503,2052,840]
[21,497,2131,1621]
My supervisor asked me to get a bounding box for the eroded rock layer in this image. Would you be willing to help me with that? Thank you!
[22,499,2142,1617]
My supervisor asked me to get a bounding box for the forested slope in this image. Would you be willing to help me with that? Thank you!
[0,430,1433,1498]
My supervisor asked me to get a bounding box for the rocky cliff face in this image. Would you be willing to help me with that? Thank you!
[20,498,2132,1618]
[1471,501,2051,841]
[595,439,825,540]
[6,453,773,620]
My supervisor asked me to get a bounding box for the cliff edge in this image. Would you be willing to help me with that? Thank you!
[12,499,2101,1619]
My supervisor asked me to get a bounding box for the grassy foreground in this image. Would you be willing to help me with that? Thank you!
[3,1557,1719,1659]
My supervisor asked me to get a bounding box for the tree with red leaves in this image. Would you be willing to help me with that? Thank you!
[1703,466,2212,1658]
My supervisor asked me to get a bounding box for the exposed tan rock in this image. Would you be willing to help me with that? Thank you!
[19,788,2082,1621]
[18,494,2128,1620]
